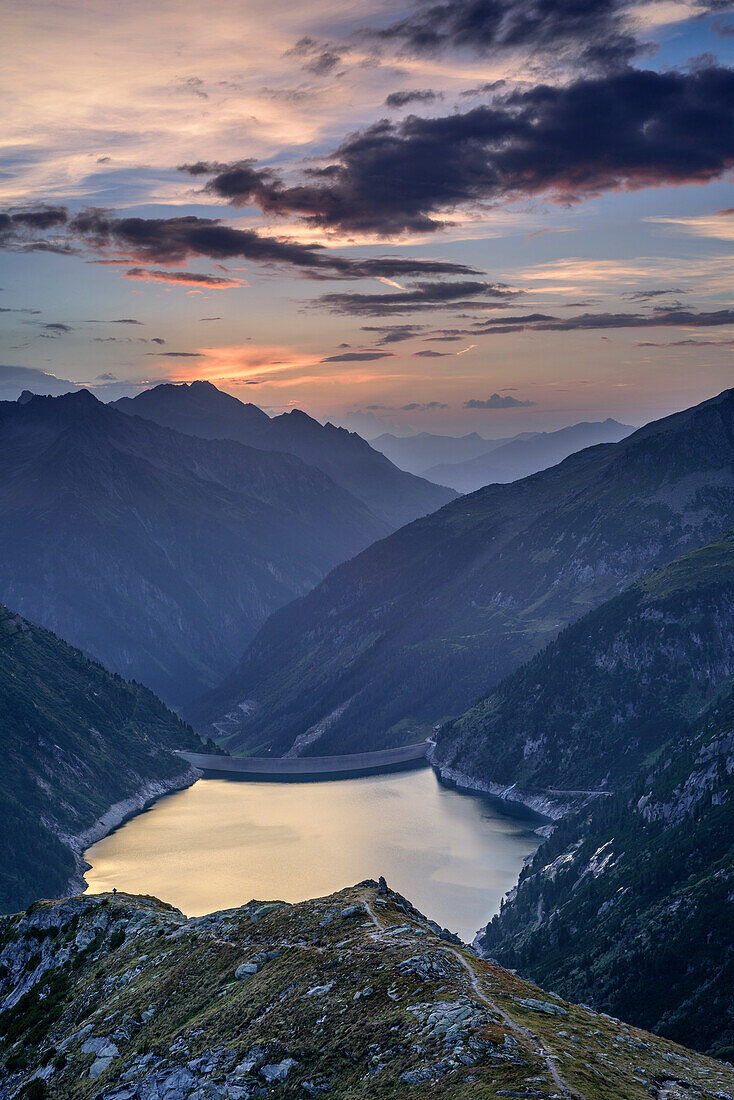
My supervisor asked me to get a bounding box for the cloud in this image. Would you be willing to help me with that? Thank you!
[151,337,166,344]
[285,36,346,76]
[361,324,425,344]
[315,280,516,315]
[0,364,78,398]
[320,351,395,362]
[412,349,447,356]
[199,317,221,322]
[385,89,442,108]
[460,80,507,97]
[624,288,685,300]
[425,307,734,339]
[2,203,478,281]
[637,337,734,347]
[465,394,536,408]
[147,351,203,358]
[367,400,448,411]
[123,267,243,289]
[96,372,117,380]
[185,65,734,236]
[361,0,641,71]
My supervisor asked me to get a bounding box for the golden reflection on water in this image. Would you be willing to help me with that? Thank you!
[84,768,540,943]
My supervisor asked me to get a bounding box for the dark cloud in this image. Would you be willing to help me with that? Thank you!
[124,267,241,287]
[361,323,425,343]
[96,372,117,380]
[0,206,68,237]
[385,89,442,107]
[436,307,734,338]
[413,349,447,356]
[624,288,685,300]
[637,337,734,347]
[198,317,221,322]
[531,308,734,331]
[465,394,535,408]
[2,201,478,282]
[0,306,41,315]
[315,280,516,315]
[147,351,202,357]
[460,80,506,97]
[361,0,640,71]
[285,36,346,75]
[184,66,734,236]
[151,337,166,344]
[43,322,72,333]
[320,351,395,362]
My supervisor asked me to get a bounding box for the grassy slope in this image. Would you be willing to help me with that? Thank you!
[0,881,732,1098]
[0,604,202,914]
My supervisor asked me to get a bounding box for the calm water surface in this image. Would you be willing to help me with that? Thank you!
[84,768,540,943]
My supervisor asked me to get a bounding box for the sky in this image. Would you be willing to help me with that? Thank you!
[1,0,733,437]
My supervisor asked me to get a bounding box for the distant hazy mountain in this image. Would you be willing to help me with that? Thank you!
[113,382,456,528]
[0,601,201,913]
[434,531,734,797]
[424,419,635,492]
[477,683,734,1060]
[192,389,734,757]
[0,390,390,704]
[370,430,522,475]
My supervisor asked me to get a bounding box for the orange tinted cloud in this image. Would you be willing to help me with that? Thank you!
[122,268,245,289]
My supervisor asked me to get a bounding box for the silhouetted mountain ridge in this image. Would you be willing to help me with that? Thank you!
[113,382,456,528]
[0,390,390,704]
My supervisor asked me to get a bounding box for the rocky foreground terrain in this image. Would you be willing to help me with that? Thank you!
[0,881,732,1100]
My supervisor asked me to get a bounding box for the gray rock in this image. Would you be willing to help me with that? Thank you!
[339,905,364,919]
[260,1057,297,1082]
[235,961,259,978]
[513,996,568,1016]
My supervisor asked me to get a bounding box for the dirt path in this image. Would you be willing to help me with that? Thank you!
[361,895,585,1100]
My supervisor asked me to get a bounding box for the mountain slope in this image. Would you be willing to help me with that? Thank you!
[1,881,732,1099]
[193,388,734,756]
[113,382,456,529]
[477,688,734,1061]
[0,390,389,704]
[433,532,734,798]
[425,418,635,493]
[0,602,202,915]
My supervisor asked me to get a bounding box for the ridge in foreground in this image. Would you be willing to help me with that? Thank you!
[0,881,731,1099]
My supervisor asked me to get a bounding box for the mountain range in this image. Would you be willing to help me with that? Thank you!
[0,390,393,704]
[1,880,732,1098]
[370,429,519,475]
[0,600,201,915]
[112,381,456,530]
[192,388,734,756]
[424,418,635,493]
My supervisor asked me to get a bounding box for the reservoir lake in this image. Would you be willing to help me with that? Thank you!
[84,767,541,944]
